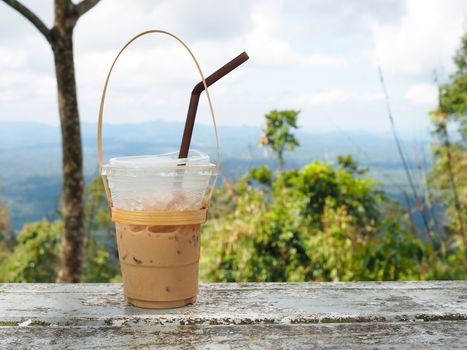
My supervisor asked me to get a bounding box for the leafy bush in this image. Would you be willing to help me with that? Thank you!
[200,160,463,282]
[0,220,61,282]
[0,179,121,282]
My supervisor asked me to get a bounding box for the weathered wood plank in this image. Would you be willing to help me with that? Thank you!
[1,282,466,348]
[1,322,466,349]
[0,282,466,326]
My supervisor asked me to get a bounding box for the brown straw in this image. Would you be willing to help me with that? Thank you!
[179,51,249,159]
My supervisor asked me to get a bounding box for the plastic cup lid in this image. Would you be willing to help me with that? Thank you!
[101,149,216,176]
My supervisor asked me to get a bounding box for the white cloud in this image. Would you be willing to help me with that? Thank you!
[285,89,384,107]
[406,83,438,105]
[0,47,27,69]
[245,1,347,69]
[0,71,54,99]
[371,0,466,75]
[0,0,464,133]
[0,90,16,103]
[72,0,349,126]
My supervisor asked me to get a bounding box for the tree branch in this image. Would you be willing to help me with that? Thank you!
[75,0,100,17]
[1,0,52,45]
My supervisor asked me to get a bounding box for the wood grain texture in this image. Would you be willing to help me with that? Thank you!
[1,322,466,349]
[0,282,466,348]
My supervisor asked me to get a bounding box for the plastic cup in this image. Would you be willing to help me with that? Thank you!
[102,150,216,308]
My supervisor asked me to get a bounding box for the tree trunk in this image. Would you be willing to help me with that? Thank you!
[2,0,102,283]
[52,26,85,283]
[278,150,284,171]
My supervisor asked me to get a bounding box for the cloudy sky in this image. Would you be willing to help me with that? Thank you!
[0,0,465,135]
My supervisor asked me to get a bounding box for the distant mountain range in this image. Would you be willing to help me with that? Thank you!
[0,121,431,230]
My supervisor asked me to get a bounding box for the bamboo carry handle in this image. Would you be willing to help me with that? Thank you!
[97,30,220,225]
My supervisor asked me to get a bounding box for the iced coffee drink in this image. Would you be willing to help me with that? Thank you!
[102,150,215,308]
[116,223,201,308]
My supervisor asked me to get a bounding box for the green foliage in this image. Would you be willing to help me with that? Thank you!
[201,158,465,282]
[81,177,119,282]
[430,31,466,245]
[0,178,120,283]
[338,154,368,175]
[0,203,15,264]
[0,220,61,282]
[259,109,300,170]
[438,32,467,131]
[1,159,464,283]
[82,242,120,283]
[250,165,273,186]
[277,160,382,228]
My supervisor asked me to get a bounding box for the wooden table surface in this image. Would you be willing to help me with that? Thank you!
[0,282,466,349]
